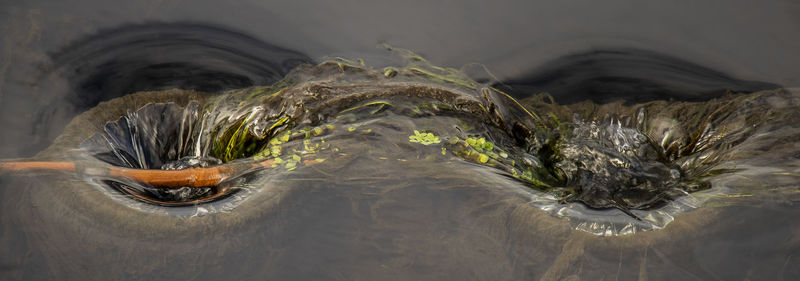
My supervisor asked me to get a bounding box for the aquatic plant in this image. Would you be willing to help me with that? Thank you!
[408,130,441,145]
[3,46,792,236]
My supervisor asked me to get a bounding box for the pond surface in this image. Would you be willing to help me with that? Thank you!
[1,1,799,280]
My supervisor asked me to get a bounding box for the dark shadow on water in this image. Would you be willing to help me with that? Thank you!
[498,49,781,104]
[0,23,313,158]
[50,22,314,112]
[2,22,796,280]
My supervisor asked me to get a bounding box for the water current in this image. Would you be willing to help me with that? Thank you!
[1,3,799,280]
[71,49,800,236]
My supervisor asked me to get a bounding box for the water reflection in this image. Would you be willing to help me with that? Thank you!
[51,23,313,111]
[1,17,799,281]
[0,23,312,158]
[499,49,781,104]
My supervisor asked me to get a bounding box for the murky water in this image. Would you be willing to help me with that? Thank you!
[2,1,799,280]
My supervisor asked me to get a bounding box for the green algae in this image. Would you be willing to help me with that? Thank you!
[190,45,748,214]
[409,130,441,145]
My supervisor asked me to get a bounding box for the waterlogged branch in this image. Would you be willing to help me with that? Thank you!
[0,159,303,188]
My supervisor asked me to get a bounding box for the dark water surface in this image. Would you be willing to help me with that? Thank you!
[1,1,799,280]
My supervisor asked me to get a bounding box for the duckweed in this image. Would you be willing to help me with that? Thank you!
[409,130,441,145]
[465,137,494,152]
[383,67,398,77]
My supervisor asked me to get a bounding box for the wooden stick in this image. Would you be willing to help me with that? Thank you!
[0,160,276,188]
[0,161,76,172]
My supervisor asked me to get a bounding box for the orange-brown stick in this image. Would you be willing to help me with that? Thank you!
[108,166,233,188]
[0,160,276,188]
[0,161,76,172]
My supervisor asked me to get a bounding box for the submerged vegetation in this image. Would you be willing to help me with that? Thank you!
[408,130,441,145]
[6,45,795,235]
